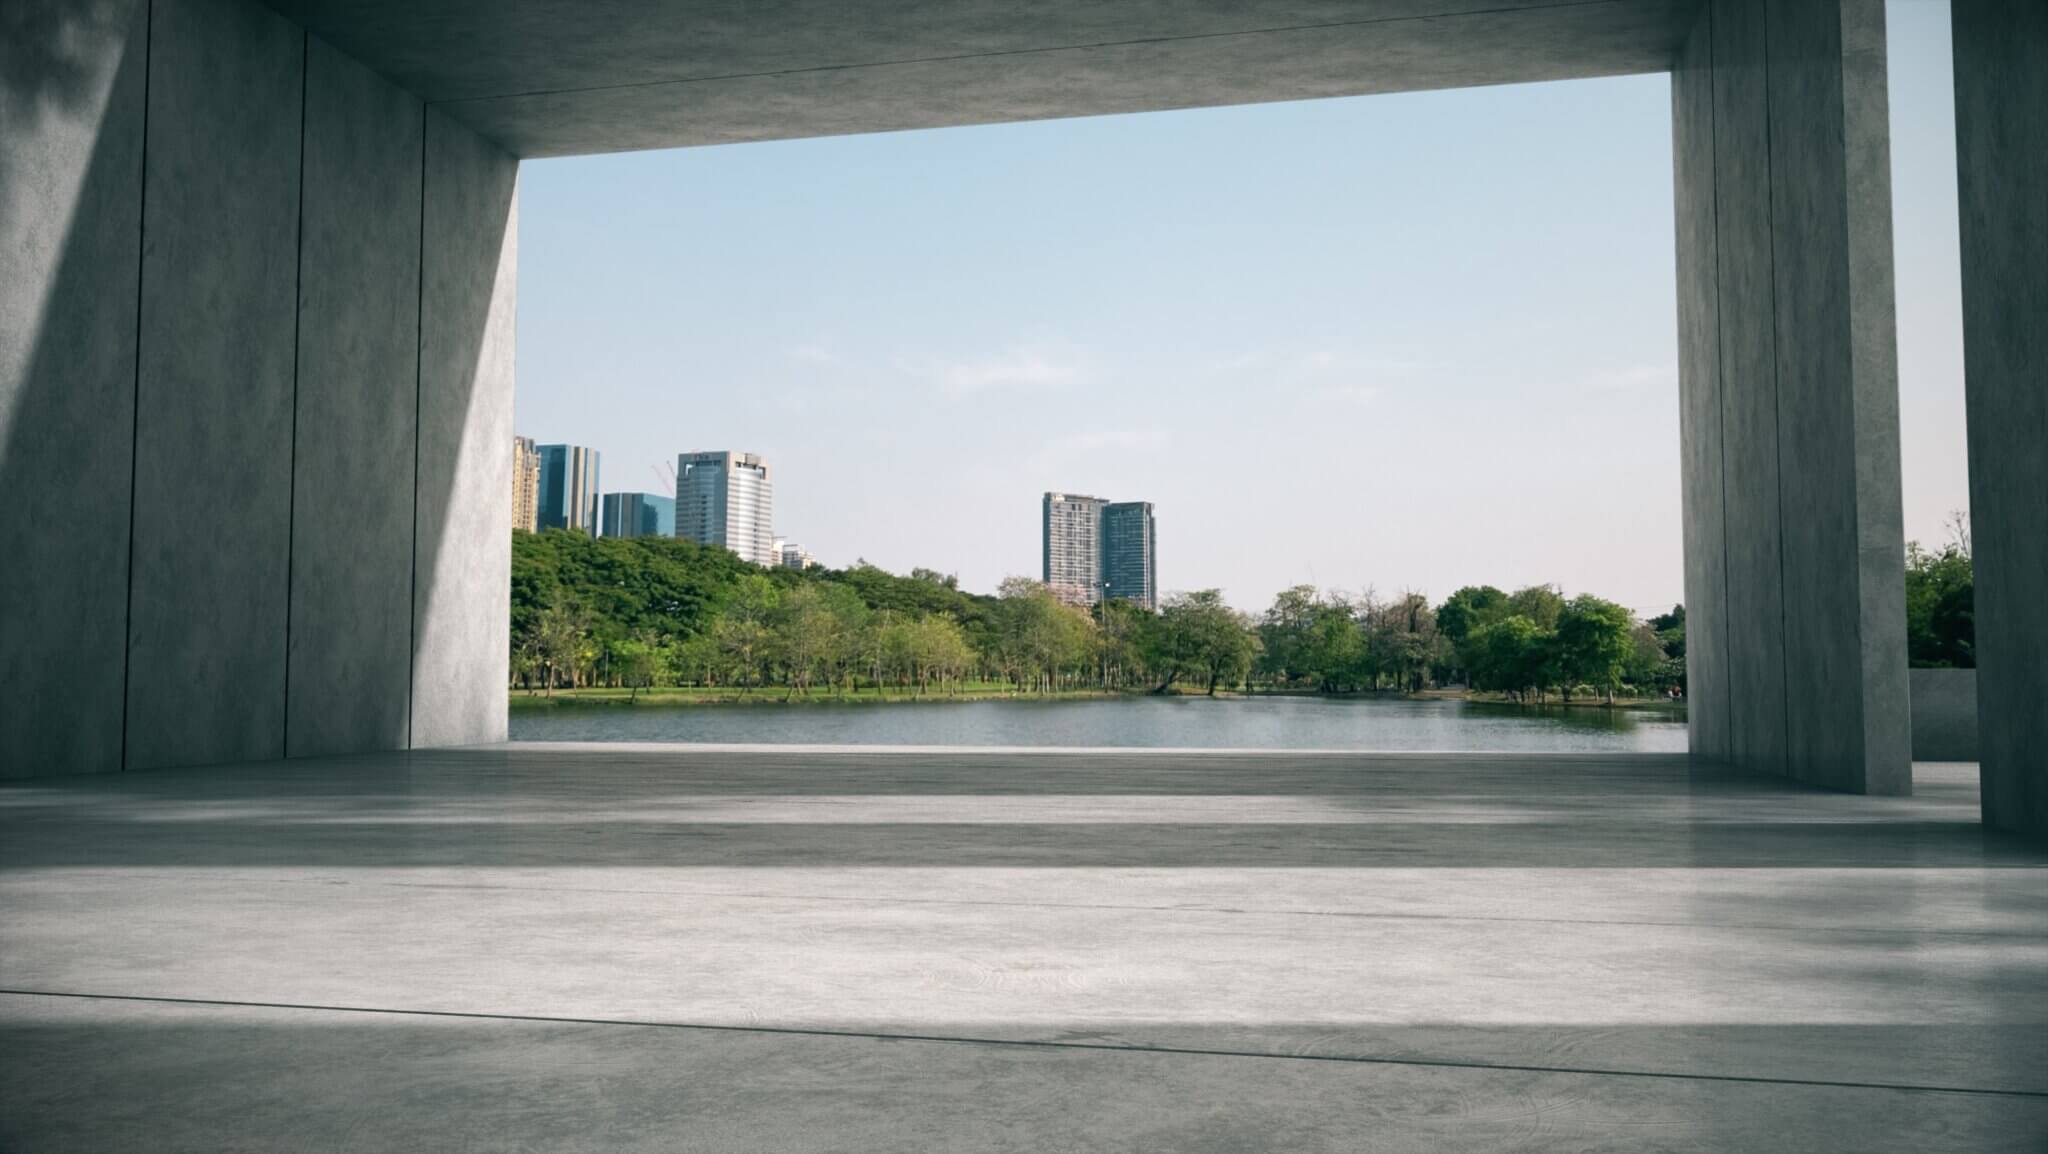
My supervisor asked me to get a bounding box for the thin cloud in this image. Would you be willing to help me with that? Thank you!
[904,343,1093,396]
[1317,384,1382,406]
[1044,428,1170,454]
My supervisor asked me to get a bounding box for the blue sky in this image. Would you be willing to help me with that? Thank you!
[517,0,1966,616]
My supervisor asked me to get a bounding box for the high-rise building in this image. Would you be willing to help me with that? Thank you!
[600,492,676,539]
[1101,501,1157,609]
[1043,492,1158,609]
[676,451,776,565]
[537,444,601,535]
[511,436,540,533]
[1042,492,1106,606]
[778,541,817,570]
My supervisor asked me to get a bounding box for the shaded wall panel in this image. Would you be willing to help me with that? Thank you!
[1671,3,1730,761]
[1672,0,1908,794]
[285,36,423,757]
[411,107,515,748]
[0,0,148,777]
[1764,0,1907,794]
[1708,0,1788,775]
[124,0,303,770]
[1952,0,2048,835]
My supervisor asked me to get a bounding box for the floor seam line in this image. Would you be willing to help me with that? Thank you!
[2,988,2040,1100]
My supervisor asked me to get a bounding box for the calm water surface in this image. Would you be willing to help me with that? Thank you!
[510,694,1688,752]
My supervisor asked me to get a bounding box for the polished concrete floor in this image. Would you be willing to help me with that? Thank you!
[1,745,2044,1151]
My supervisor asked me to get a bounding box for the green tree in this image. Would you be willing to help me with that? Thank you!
[1437,585,1509,685]
[1469,615,1547,701]
[770,583,837,695]
[1554,595,1634,702]
[1152,590,1252,695]
[1905,522,1973,668]
[1505,584,1565,631]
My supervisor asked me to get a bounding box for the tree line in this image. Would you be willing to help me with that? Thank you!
[1905,514,1973,668]
[510,530,1686,702]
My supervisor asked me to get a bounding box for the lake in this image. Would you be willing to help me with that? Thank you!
[509,694,1689,752]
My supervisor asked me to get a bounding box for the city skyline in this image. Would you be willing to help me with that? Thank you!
[515,6,1967,614]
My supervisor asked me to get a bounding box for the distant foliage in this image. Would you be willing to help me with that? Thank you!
[1905,515,1974,669]
[509,530,1685,701]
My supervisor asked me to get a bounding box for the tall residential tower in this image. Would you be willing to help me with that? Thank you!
[677,451,776,565]
[1042,492,1157,609]
[1042,492,1105,606]
[511,436,540,533]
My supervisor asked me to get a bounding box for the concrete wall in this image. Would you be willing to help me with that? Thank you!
[286,37,425,758]
[1671,0,1910,795]
[1,0,515,777]
[1909,669,1978,763]
[411,107,516,749]
[1670,7,1729,764]
[0,0,148,778]
[1952,1,2047,836]
[124,0,303,771]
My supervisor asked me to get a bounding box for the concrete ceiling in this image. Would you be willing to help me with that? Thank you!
[266,0,1698,157]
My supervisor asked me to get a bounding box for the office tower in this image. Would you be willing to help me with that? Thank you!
[537,444,601,535]
[600,492,676,540]
[676,451,776,565]
[511,436,540,533]
[779,541,816,570]
[1042,492,1106,606]
[1101,501,1157,609]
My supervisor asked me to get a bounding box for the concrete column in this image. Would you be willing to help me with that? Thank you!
[285,37,424,757]
[0,0,148,777]
[410,107,516,748]
[1671,0,1731,763]
[1951,1,2047,836]
[1671,0,1910,795]
[124,0,304,770]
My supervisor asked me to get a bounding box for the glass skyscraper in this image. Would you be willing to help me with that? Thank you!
[1101,501,1157,610]
[676,451,776,566]
[537,443,601,535]
[600,492,676,539]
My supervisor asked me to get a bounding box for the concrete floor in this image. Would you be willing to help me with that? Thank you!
[1,746,2044,1151]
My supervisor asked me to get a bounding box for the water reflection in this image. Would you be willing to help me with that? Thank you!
[510,694,1689,752]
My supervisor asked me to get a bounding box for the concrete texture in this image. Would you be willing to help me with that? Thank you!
[5,0,520,772]
[409,107,515,748]
[1669,4,1730,764]
[1910,668,1979,763]
[1764,0,1909,795]
[2,746,2044,1151]
[1709,0,1790,777]
[285,36,423,758]
[124,0,303,770]
[1670,0,1910,795]
[0,0,147,778]
[262,0,1699,158]
[1952,1,2048,838]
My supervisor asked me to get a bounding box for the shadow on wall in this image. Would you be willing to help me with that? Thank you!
[0,0,147,778]
[410,105,516,752]
[0,0,515,779]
